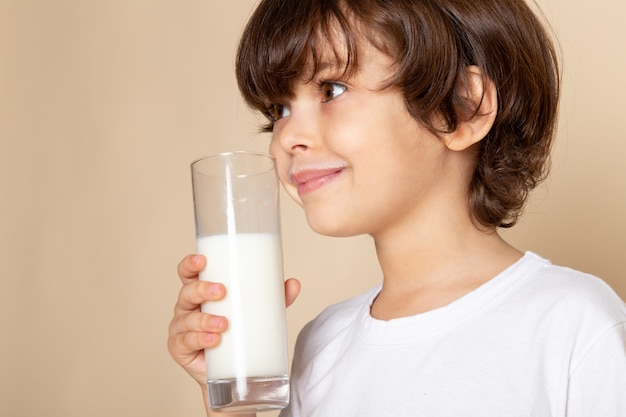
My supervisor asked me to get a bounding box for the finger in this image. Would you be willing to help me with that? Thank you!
[177,254,206,283]
[168,331,221,362]
[170,310,228,336]
[174,280,226,313]
[284,278,301,308]
[168,311,228,362]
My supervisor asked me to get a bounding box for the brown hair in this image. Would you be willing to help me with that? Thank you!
[236,0,560,228]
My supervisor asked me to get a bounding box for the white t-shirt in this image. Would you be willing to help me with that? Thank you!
[280,252,626,417]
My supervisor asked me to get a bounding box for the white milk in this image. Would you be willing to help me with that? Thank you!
[196,233,289,381]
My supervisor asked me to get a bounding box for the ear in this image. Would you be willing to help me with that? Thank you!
[442,66,498,151]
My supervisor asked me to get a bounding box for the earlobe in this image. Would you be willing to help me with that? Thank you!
[443,66,498,152]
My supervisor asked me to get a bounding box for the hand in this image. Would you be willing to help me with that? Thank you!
[167,254,301,387]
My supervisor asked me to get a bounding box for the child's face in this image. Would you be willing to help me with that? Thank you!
[269,40,461,238]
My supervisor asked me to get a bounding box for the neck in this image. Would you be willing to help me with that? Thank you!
[370,211,522,320]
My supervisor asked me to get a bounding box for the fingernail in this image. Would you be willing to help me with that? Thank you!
[210,317,225,330]
[205,333,219,345]
[208,283,222,296]
[191,255,201,266]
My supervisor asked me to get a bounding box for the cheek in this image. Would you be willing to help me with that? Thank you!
[285,187,303,208]
[268,135,281,159]
[279,177,302,207]
[269,149,303,207]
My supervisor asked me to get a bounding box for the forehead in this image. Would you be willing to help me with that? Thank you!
[316,37,396,82]
[307,30,355,76]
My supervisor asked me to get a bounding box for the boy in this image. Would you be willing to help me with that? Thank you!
[168,0,626,415]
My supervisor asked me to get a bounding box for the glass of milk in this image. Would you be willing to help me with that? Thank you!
[191,151,289,413]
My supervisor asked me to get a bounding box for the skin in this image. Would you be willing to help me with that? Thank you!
[168,39,522,416]
[269,42,522,319]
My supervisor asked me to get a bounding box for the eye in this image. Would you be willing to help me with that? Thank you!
[266,103,291,122]
[321,82,347,103]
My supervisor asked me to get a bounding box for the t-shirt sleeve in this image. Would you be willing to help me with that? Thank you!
[567,322,626,416]
[278,320,316,417]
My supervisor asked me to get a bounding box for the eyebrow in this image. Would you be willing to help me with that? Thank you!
[310,58,353,80]
[316,60,345,71]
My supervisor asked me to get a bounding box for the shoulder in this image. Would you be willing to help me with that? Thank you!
[522,252,626,321]
[515,253,626,362]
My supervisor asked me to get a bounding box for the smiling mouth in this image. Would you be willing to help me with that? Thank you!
[289,167,345,196]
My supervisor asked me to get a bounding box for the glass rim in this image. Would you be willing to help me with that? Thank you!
[191,150,274,167]
[191,151,276,178]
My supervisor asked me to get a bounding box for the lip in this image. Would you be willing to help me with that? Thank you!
[289,164,346,196]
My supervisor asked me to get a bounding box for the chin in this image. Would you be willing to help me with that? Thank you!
[305,215,363,238]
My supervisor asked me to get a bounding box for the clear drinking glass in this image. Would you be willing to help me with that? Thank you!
[191,151,289,413]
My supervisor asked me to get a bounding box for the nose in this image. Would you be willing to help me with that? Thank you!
[272,103,319,155]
